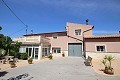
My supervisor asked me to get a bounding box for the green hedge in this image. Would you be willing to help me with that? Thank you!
[20,53,28,60]
[12,52,28,60]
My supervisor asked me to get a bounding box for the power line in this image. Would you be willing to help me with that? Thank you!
[1,0,26,26]
[9,27,27,36]
[1,0,28,35]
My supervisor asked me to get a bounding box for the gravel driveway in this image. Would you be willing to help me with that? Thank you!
[0,57,120,80]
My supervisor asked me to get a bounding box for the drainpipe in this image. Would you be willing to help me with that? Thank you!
[83,26,94,58]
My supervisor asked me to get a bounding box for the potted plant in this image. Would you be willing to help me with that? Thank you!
[48,53,53,60]
[101,55,114,75]
[10,61,16,68]
[62,52,65,57]
[28,57,33,64]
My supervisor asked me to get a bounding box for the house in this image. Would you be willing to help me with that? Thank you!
[13,22,120,60]
[85,34,120,58]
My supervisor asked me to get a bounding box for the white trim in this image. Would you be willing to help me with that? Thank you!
[74,29,82,36]
[95,44,107,52]
[67,42,83,56]
[52,34,58,39]
[52,47,61,54]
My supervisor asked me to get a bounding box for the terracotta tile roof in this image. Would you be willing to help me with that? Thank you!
[24,31,67,37]
[85,34,120,38]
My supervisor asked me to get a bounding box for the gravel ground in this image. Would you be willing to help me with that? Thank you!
[0,57,120,80]
[92,58,120,76]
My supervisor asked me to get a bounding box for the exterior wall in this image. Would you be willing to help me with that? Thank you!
[14,36,41,42]
[85,38,120,53]
[46,22,93,56]
[66,22,93,39]
[47,35,83,56]
[85,38,120,58]
[13,36,49,43]
[86,52,120,59]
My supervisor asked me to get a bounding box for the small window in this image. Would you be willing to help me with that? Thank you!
[52,48,61,53]
[75,29,81,35]
[52,34,57,39]
[96,46,105,52]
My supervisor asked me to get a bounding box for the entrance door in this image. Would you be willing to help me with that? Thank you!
[42,48,50,57]
[26,47,39,59]
[26,48,32,57]
[68,43,82,57]
[34,48,38,59]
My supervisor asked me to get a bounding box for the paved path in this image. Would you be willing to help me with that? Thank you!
[0,57,120,80]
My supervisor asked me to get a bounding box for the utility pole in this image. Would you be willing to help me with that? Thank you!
[26,25,28,35]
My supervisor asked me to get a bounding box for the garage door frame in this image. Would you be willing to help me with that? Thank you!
[68,43,82,57]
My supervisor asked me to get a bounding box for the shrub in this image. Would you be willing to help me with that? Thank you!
[14,52,21,59]
[10,61,16,68]
[20,53,28,60]
[101,55,114,75]
[48,53,53,59]
[0,49,4,60]
[62,52,65,57]
[9,52,15,56]
[28,57,33,64]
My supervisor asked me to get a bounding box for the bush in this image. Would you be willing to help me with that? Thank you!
[101,55,114,75]
[20,53,28,60]
[0,49,4,60]
[28,57,33,64]
[48,53,53,59]
[9,52,15,56]
[14,52,22,59]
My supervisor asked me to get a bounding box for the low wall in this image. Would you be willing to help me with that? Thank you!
[52,53,62,58]
[86,52,120,59]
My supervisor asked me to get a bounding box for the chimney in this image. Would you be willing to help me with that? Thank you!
[86,19,89,25]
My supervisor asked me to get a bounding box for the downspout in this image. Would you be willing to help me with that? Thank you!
[83,26,94,58]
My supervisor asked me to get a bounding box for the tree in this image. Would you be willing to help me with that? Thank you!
[0,26,2,31]
[0,36,12,55]
[12,41,22,52]
[0,26,22,56]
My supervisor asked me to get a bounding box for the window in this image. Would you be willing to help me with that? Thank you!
[52,34,57,39]
[75,29,81,35]
[96,46,105,52]
[52,48,61,53]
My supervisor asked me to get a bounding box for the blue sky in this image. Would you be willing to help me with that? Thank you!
[0,0,120,38]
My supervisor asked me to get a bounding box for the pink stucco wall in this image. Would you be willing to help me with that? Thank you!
[66,22,93,38]
[47,36,83,51]
[85,38,120,53]
[47,22,93,51]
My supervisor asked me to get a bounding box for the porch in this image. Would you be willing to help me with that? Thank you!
[14,36,50,60]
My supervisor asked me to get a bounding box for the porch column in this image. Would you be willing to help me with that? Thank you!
[38,44,42,60]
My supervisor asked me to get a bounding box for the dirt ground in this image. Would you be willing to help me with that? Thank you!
[92,58,120,76]
[0,58,49,71]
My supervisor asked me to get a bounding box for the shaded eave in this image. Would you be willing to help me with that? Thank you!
[24,31,67,37]
[21,42,40,45]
